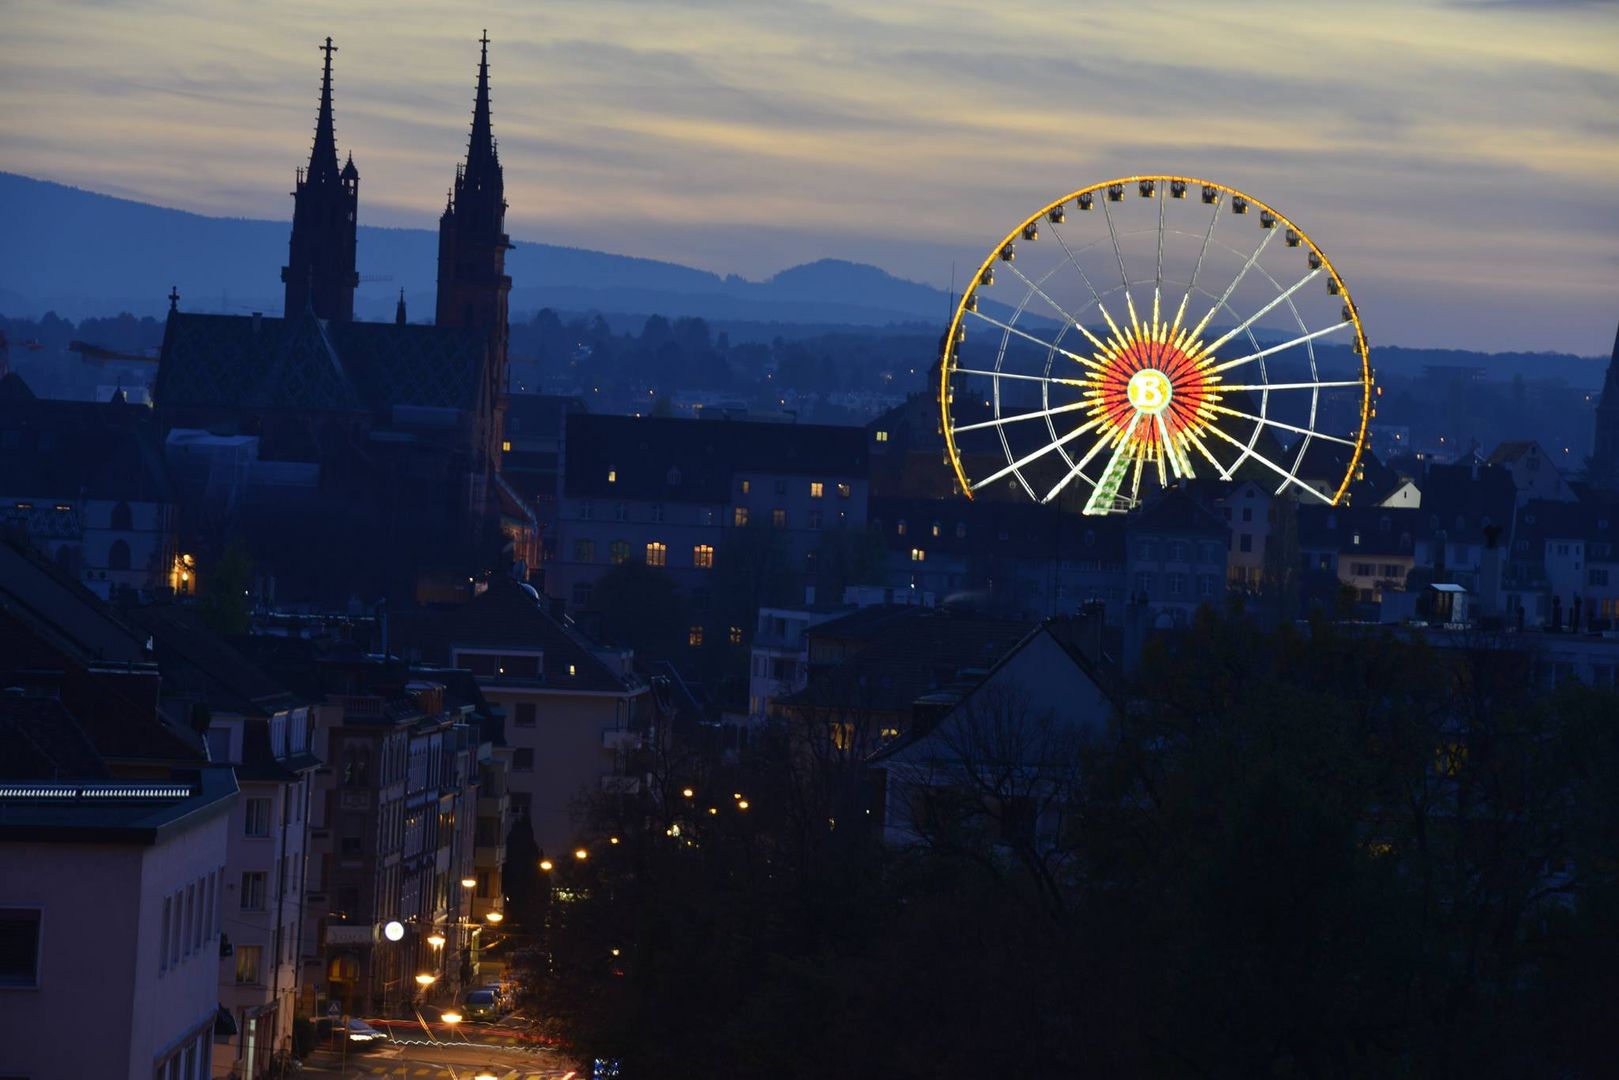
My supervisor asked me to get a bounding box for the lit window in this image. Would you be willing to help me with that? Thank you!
[729,625,743,645]
[234,944,263,985]
[693,544,714,569]
[810,482,824,498]
[734,507,749,527]
[607,467,617,483]
[568,664,577,677]
[772,508,786,528]
[837,483,851,498]
[609,541,631,565]
[875,431,889,443]
[897,520,907,537]
[688,625,704,647]
[740,479,751,495]
[911,548,926,562]
[502,440,512,452]
[931,522,941,538]
[646,542,667,567]
[880,727,900,741]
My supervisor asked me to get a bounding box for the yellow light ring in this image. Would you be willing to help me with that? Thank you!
[941,175,1372,505]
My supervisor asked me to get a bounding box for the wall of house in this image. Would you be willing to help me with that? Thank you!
[482,687,643,857]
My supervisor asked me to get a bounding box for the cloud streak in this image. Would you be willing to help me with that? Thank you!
[0,0,1614,352]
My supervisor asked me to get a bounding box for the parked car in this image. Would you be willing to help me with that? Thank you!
[461,987,501,1021]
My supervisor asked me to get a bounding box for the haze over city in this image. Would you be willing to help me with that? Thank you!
[2,0,1616,353]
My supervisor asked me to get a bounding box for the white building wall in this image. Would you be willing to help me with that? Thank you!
[0,799,229,1080]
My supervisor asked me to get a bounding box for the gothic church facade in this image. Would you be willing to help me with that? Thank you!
[153,36,522,600]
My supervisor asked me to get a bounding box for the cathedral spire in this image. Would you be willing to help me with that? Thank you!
[282,37,359,321]
[467,30,496,177]
[1588,318,1619,492]
[308,37,341,183]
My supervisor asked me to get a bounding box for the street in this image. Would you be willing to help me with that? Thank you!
[301,1020,582,1080]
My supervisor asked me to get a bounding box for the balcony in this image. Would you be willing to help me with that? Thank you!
[475,841,506,868]
[601,728,642,752]
[600,774,642,794]
[477,792,509,819]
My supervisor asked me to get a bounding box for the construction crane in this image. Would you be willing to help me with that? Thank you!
[68,340,159,365]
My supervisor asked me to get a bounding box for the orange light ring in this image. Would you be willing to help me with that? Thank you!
[941,175,1372,506]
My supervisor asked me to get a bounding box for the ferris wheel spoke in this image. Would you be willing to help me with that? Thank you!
[1153,184,1167,329]
[1210,404,1357,446]
[1188,224,1278,343]
[1100,195,1139,330]
[1218,379,1363,392]
[1156,414,1194,480]
[1173,194,1223,332]
[965,309,1104,372]
[999,260,1113,357]
[970,414,1107,492]
[1206,322,1351,375]
[1048,221,1128,344]
[1198,268,1322,359]
[1043,425,1117,504]
[954,399,1094,434]
[1183,427,1231,481]
[954,366,1086,387]
[1203,422,1332,503]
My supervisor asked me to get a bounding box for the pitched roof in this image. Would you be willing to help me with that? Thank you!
[125,606,298,717]
[1297,505,1419,557]
[1129,487,1230,537]
[783,606,1034,715]
[563,413,867,502]
[155,311,487,414]
[1487,441,1538,465]
[0,384,172,503]
[0,697,112,781]
[389,577,643,694]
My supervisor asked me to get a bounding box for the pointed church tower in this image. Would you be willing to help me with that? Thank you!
[436,31,512,477]
[1589,320,1619,492]
[282,38,360,321]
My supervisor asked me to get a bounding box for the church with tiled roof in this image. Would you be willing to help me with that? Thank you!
[153,35,523,597]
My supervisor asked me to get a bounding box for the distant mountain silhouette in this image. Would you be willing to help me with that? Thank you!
[0,172,952,327]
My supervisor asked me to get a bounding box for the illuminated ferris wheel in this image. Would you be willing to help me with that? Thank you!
[940,176,1374,515]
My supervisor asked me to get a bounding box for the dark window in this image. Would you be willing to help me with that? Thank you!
[108,539,131,571]
[513,749,534,772]
[514,702,536,727]
[0,909,41,987]
[110,501,133,531]
[510,793,532,817]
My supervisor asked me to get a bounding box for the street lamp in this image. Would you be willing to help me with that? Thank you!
[426,933,446,949]
[442,1009,463,1024]
[382,921,405,942]
[475,1071,498,1080]
[484,911,504,924]
[414,973,436,988]
[460,876,477,889]
[574,848,589,861]
[539,859,554,872]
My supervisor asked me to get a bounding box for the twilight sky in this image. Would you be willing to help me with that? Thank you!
[1,0,1616,354]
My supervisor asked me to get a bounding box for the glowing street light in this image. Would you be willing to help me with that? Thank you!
[383,921,405,942]
[414,973,436,987]
[426,933,446,949]
[442,1009,463,1024]
[539,859,554,872]
[574,848,589,861]
[681,787,694,799]
[475,1071,499,1080]
[738,800,750,811]
[460,876,477,889]
[484,911,504,924]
